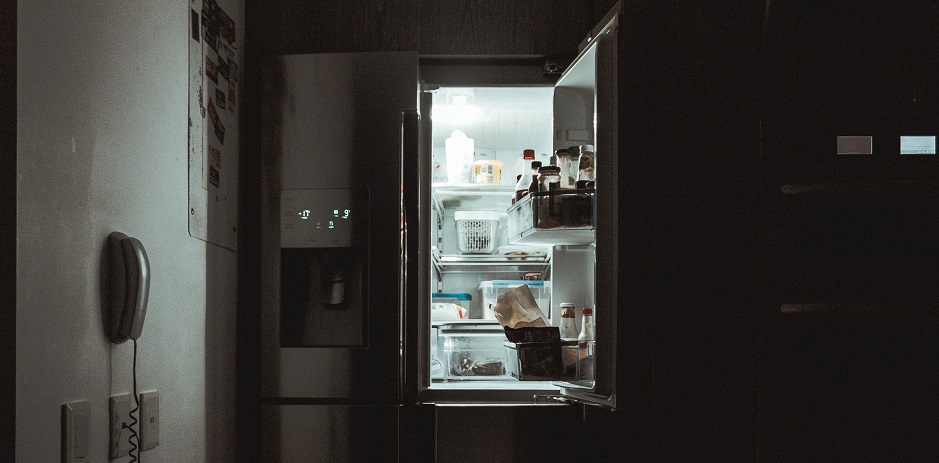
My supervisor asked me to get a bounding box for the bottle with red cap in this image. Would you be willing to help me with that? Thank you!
[558,303,579,340]
[578,307,595,342]
[513,149,537,203]
[578,307,596,359]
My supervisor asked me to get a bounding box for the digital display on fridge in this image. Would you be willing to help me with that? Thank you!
[280,189,363,248]
[900,136,936,155]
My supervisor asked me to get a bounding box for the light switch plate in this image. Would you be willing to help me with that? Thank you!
[139,391,160,451]
[837,135,873,155]
[62,400,90,463]
[109,394,132,460]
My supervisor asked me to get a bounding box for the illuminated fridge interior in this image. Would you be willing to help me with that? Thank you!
[423,48,602,397]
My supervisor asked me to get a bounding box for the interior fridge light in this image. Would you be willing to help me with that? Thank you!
[433,104,485,125]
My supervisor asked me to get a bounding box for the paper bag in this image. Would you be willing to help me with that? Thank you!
[491,284,549,329]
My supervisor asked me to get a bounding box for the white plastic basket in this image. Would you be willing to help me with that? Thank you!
[454,211,500,254]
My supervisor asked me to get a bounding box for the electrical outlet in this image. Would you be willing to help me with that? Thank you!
[61,400,90,463]
[109,393,132,460]
[139,391,160,451]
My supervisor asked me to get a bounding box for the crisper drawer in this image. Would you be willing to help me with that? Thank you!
[504,340,595,381]
[506,189,595,245]
[437,323,510,381]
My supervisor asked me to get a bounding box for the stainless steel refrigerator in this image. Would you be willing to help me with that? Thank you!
[260,4,627,461]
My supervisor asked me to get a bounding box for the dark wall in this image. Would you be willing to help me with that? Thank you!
[590,1,939,462]
[1,0,15,459]
[254,0,612,56]
[758,1,939,461]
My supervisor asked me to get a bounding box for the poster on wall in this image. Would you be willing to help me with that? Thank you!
[188,0,240,251]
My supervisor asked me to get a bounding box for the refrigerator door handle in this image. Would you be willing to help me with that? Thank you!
[400,109,421,403]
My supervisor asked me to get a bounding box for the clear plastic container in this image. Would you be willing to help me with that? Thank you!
[438,324,509,380]
[504,340,582,380]
[506,189,595,244]
[431,293,472,307]
[430,293,472,320]
[477,280,551,321]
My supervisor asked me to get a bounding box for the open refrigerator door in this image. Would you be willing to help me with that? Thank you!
[419,6,620,409]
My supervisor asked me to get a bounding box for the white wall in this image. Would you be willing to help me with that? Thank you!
[17,1,241,461]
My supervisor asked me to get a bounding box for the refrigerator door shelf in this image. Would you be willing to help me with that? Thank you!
[506,190,596,246]
[504,340,588,381]
[431,184,515,227]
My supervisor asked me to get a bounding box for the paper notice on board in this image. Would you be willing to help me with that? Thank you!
[209,145,222,169]
[205,55,219,84]
[207,97,225,144]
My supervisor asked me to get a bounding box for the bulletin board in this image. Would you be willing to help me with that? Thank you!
[188,0,240,251]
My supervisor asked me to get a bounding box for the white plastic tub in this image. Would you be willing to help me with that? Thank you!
[454,211,500,254]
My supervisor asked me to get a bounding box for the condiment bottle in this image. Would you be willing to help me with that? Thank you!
[578,307,595,342]
[512,175,523,204]
[558,303,578,340]
[576,144,595,182]
[513,149,537,199]
[554,148,576,189]
[525,161,542,197]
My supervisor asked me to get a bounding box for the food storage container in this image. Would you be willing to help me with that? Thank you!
[503,340,582,380]
[472,160,505,184]
[454,210,500,254]
[437,323,508,380]
[431,293,472,320]
[477,280,551,321]
[430,326,444,380]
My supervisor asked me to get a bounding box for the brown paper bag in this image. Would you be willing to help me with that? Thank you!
[491,284,549,329]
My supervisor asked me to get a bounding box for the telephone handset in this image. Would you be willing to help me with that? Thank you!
[108,232,150,343]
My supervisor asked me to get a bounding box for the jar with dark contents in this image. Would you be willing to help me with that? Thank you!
[560,191,594,227]
[533,166,561,228]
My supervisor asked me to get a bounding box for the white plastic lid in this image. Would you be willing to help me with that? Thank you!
[454,210,501,221]
[477,280,549,290]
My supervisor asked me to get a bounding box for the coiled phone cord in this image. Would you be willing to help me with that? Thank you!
[123,339,141,462]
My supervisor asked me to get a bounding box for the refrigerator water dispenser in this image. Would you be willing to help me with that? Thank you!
[279,189,369,347]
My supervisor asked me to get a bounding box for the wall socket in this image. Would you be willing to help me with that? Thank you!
[139,391,160,451]
[108,393,132,460]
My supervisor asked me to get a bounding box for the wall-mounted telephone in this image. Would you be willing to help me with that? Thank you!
[108,232,150,344]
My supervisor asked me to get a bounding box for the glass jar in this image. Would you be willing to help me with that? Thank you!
[554,148,576,189]
[537,165,561,193]
[576,144,595,182]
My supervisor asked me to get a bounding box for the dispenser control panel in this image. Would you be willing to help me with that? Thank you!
[281,189,363,248]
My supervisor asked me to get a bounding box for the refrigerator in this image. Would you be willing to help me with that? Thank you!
[260,4,626,461]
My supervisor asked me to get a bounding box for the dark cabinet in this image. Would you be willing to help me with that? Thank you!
[255,0,602,56]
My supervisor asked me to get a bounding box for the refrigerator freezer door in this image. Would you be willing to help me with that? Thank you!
[261,52,418,401]
[556,4,620,410]
[261,404,398,462]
